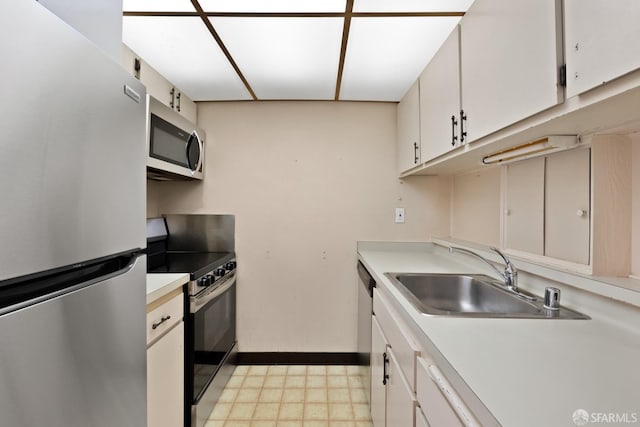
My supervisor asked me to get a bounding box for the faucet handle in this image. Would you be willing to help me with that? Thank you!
[489,247,516,272]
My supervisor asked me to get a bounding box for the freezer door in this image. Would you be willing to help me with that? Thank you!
[0,256,147,427]
[0,0,147,281]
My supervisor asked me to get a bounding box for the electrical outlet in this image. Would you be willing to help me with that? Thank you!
[395,207,405,224]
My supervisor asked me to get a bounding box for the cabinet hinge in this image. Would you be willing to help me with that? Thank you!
[558,64,567,88]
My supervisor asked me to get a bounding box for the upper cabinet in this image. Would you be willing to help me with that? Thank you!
[397,81,421,174]
[459,0,563,142]
[564,0,640,98]
[545,148,591,264]
[503,148,591,266]
[36,0,122,61]
[419,26,461,163]
[121,44,198,124]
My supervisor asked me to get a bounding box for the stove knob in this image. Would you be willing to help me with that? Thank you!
[225,261,236,270]
[199,276,211,287]
[215,268,226,277]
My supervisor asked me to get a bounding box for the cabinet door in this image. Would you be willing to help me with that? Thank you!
[371,316,388,427]
[565,0,640,98]
[148,323,184,427]
[420,26,461,162]
[386,348,416,427]
[505,157,545,255]
[397,81,421,174]
[545,148,590,264]
[460,0,562,142]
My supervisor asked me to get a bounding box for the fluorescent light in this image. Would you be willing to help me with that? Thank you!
[353,0,474,12]
[122,0,195,12]
[211,17,343,99]
[123,17,252,100]
[482,136,579,165]
[199,0,347,13]
[340,17,460,101]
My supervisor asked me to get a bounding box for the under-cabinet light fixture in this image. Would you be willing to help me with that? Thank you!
[482,135,578,165]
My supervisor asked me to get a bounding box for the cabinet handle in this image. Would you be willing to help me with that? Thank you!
[451,115,458,146]
[152,315,171,330]
[460,110,467,143]
[170,88,176,109]
[382,352,390,385]
[176,92,181,112]
[413,142,419,164]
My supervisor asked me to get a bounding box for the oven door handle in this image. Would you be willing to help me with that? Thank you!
[190,274,236,313]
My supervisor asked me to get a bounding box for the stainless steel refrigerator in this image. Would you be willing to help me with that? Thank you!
[0,1,147,426]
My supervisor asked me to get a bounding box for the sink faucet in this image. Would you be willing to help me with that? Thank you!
[448,246,519,291]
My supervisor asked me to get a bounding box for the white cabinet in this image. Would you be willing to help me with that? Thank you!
[503,148,591,265]
[36,0,122,61]
[121,45,198,123]
[460,0,563,142]
[386,347,416,427]
[397,81,421,174]
[148,322,184,427]
[545,148,591,264]
[564,0,640,98]
[505,158,545,255]
[371,316,387,427]
[147,291,184,427]
[419,26,461,162]
[371,315,415,427]
[416,358,465,427]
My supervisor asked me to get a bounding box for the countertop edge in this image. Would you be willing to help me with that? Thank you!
[146,273,189,305]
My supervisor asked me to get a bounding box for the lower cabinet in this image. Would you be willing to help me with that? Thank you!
[370,287,482,427]
[371,315,415,427]
[147,291,184,427]
[371,316,387,427]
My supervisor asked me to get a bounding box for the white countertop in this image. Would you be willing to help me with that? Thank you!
[146,273,189,305]
[358,241,640,427]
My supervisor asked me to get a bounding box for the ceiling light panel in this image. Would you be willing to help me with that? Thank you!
[122,0,195,12]
[211,17,343,100]
[353,0,474,12]
[340,17,460,101]
[123,17,251,100]
[199,0,347,13]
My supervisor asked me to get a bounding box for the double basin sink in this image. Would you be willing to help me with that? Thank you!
[384,273,589,319]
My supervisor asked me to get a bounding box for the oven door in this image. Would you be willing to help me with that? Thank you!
[187,275,237,427]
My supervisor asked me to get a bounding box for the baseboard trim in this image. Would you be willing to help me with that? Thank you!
[237,352,359,365]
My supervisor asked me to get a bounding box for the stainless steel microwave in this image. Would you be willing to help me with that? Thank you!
[146,95,205,180]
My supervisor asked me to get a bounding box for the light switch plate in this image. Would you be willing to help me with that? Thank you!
[395,207,405,224]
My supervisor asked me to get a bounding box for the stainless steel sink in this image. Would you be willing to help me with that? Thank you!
[384,273,589,319]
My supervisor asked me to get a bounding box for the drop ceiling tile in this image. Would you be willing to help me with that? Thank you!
[199,0,347,13]
[353,0,474,12]
[122,0,195,12]
[123,16,251,100]
[211,17,344,99]
[340,17,460,101]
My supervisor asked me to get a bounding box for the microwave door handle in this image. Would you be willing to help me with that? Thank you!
[193,131,203,173]
[185,131,203,174]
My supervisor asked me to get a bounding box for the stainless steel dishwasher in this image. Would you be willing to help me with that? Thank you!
[357,261,376,405]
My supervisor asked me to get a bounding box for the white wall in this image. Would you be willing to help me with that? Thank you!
[151,101,450,352]
[450,168,501,247]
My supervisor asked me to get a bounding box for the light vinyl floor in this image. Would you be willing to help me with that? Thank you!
[206,365,374,427]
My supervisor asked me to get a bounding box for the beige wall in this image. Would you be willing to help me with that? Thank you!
[451,168,501,247]
[151,101,450,352]
[632,134,640,277]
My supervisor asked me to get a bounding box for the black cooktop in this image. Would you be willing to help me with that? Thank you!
[147,251,235,280]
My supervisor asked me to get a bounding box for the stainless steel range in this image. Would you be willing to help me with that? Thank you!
[147,215,237,427]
